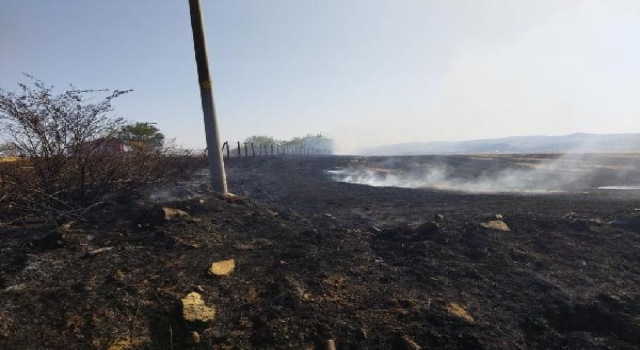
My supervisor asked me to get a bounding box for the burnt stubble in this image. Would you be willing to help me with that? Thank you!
[1,154,640,349]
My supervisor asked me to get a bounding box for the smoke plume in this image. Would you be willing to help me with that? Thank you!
[328,153,640,193]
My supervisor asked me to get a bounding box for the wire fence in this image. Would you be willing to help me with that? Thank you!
[220,141,331,162]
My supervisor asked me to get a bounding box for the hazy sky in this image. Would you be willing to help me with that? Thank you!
[2,1,640,153]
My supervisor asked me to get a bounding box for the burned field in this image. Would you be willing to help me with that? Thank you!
[2,154,640,349]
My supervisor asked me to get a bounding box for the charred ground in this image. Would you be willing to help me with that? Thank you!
[1,154,640,349]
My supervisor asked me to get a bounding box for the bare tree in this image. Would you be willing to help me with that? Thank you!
[0,76,131,214]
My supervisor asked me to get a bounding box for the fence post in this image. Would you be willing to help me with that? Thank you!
[221,142,227,161]
[251,143,256,157]
[237,141,241,157]
[244,143,248,157]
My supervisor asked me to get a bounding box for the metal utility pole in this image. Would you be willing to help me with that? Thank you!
[188,0,228,194]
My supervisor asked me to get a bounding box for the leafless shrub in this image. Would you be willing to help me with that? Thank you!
[156,141,208,179]
[0,77,210,222]
[0,77,132,220]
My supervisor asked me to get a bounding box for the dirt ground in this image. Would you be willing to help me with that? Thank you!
[2,154,640,349]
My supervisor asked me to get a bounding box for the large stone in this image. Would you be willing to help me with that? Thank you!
[141,206,190,226]
[480,220,510,232]
[181,292,215,323]
[209,259,235,276]
[162,207,189,220]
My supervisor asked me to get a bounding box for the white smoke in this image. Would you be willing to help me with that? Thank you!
[146,169,211,203]
[328,154,640,193]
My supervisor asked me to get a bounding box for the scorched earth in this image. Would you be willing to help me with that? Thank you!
[1,154,640,349]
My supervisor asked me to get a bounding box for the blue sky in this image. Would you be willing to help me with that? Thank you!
[2,1,640,153]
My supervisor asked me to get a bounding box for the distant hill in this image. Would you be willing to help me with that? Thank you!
[357,133,640,155]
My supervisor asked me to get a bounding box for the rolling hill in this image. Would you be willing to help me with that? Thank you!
[357,133,640,155]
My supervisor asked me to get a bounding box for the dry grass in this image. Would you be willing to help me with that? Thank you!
[0,157,19,163]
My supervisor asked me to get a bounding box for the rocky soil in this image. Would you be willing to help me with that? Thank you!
[1,154,640,349]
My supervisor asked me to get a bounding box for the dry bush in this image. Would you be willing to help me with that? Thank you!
[0,77,203,222]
